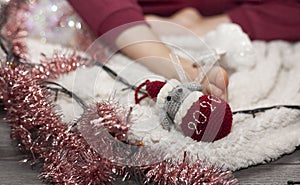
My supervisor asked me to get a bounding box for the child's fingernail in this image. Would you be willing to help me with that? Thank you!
[220,94,225,100]
[216,89,223,97]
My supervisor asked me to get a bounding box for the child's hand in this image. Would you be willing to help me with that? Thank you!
[179,57,228,100]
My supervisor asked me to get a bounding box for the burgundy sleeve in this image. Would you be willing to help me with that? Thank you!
[227,1,300,41]
[68,0,146,44]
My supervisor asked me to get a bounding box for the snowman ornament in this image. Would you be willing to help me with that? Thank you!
[134,54,232,142]
[135,79,232,142]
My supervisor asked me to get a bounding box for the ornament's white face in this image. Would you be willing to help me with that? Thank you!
[159,80,203,131]
[164,85,190,119]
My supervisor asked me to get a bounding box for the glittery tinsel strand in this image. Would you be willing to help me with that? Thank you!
[1,0,29,61]
[0,62,114,184]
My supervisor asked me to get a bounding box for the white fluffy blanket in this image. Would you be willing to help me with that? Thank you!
[27,23,300,171]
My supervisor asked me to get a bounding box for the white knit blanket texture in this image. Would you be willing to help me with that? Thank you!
[27,23,300,171]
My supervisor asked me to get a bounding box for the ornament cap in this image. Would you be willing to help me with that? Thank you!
[156,79,181,109]
[145,80,166,100]
[135,80,167,104]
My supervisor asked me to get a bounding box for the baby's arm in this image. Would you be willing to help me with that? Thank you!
[115,24,199,80]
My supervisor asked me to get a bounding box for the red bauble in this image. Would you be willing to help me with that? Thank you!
[180,95,232,142]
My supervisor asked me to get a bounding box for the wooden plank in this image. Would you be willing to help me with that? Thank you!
[0,161,43,185]
[234,164,300,185]
[235,149,300,184]
[0,110,26,160]
[0,109,44,185]
[272,149,300,164]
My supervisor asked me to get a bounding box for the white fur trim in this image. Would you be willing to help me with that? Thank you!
[156,79,181,109]
[174,91,204,131]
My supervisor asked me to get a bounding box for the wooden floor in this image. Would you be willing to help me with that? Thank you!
[1,108,300,185]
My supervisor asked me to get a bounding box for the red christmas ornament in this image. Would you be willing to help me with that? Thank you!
[135,79,232,142]
[179,94,232,142]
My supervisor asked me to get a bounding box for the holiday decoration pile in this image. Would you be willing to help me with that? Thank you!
[0,0,239,184]
[135,79,233,142]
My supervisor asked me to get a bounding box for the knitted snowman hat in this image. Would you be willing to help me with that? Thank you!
[155,79,181,109]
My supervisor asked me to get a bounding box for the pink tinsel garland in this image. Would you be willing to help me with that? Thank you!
[0,56,114,184]
[1,0,29,60]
